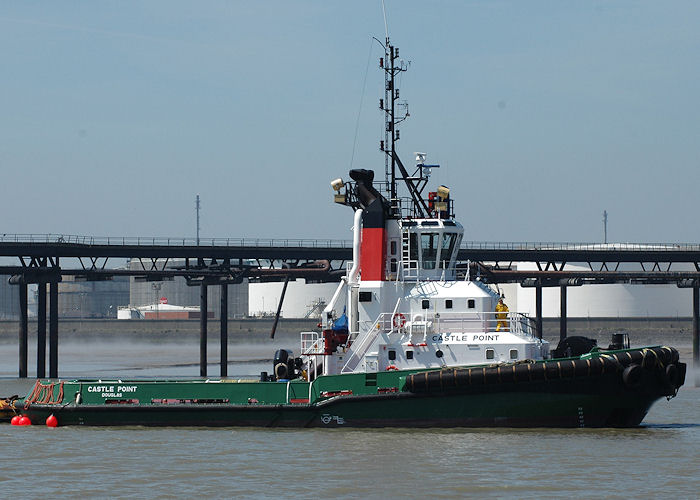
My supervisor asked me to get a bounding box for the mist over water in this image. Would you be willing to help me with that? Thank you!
[1,332,698,498]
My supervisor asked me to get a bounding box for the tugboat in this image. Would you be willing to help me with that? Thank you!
[14,38,686,428]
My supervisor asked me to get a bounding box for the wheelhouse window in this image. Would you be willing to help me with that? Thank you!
[421,233,439,269]
[439,233,457,269]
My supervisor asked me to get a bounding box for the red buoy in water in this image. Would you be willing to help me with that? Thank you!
[10,415,20,425]
[18,416,31,426]
[46,414,58,427]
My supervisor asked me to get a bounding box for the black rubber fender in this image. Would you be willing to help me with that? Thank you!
[641,350,657,369]
[665,364,678,387]
[622,364,643,389]
[676,363,687,388]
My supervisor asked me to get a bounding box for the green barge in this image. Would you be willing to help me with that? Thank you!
[16,346,685,428]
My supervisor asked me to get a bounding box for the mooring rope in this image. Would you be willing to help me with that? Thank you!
[24,380,64,409]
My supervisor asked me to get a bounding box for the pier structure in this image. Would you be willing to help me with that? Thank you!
[1,235,699,382]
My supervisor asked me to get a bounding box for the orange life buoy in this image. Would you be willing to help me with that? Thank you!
[386,365,399,371]
[392,313,406,329]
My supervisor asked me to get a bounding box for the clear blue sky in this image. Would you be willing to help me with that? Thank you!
[1,1,698,243]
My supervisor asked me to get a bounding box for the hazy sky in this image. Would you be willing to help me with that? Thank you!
[1,1,699,244]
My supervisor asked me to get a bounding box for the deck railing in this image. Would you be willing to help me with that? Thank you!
[1,233,698,251]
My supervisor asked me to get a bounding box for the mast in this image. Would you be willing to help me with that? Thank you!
[379,38,409,214]
[379,40,435,219]
[334,37,445,218]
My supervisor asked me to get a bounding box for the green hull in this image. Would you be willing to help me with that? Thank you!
[16,346,686,428]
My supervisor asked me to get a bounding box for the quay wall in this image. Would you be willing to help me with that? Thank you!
[0,318,318,343]
[0,317,694,345]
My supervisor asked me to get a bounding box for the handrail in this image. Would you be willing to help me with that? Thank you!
[0,234,352,248]
[341,316,386,373]
[341,299,403,374]
[1,234,699,251]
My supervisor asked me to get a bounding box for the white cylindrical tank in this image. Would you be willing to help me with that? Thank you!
[514,262,693,318]
[249,279,342,319]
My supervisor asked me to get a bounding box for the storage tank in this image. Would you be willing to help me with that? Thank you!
[0,277,22,319]
[249,279,343,319]
[57,275,130,318]
[508,261,694,318]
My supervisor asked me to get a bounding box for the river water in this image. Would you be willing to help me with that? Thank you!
[1,334,698,499]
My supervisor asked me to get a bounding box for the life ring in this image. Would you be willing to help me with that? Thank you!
[392,313,406,329]
[386,365,399,371]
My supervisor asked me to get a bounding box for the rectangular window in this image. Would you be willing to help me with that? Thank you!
[406,351,414,360]
[359,292,372,302]
[422,299,430,310]
[390,258,397,273]
[486,349,495,360]
[390,240,397,255]
[388,350,396,361]
[467,299,475,309]
[421,233,439,269]
[445,299,453,309]
[409,233,419,262]
[510,349,518,360]
[439,233,457,269]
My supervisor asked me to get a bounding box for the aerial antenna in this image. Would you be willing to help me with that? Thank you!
[381,0,389,40]
[603,210,608,244]
[196,194,201,246]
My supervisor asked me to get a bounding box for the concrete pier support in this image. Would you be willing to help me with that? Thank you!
[49,281,58,378]
[693,285,699,386]
[19,282,28,378]
[535,281,543,340]
[37,282,46,378]
[559,284,567,342]
[200,282,208,377]
[220,283,228,377]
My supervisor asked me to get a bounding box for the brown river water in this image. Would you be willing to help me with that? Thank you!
[1,332,698,499]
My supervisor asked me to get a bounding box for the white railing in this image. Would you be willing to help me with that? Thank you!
[301,332,324,355]
[340,319,382,373]
[429,311,534,337]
